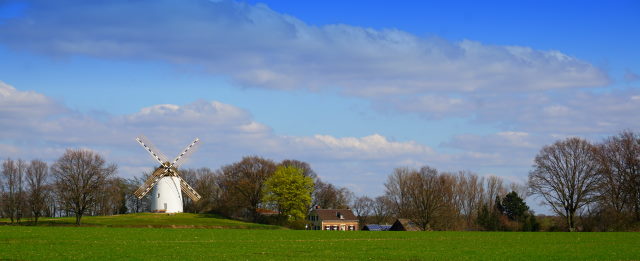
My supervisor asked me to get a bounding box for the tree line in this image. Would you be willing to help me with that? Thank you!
[0,150,350,227]
[2,130,638,231]
[351,167,536,231]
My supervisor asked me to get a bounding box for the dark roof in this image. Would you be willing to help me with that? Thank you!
[313,209,358,221]
[390,219,420,231]
[362,224,392,231]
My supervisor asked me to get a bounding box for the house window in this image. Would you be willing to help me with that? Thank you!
[325,226,330,230]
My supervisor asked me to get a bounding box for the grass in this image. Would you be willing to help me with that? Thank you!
[1,226,639,260]
[0,212,283,229]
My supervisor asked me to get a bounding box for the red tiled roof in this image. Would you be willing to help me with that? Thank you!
[313,209,358,221]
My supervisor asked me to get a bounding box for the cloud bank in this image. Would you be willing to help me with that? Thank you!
[0,0,609,119]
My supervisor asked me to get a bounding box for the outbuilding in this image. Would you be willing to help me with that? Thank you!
[389,219,420,231]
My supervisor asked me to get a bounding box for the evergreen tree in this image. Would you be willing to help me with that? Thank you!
[501,191,528,221]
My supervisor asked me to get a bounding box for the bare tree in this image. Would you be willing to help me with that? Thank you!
[456,171,484,228]
[529,137,600,231]
[485,175,506,210]
[594,131,640,221]
[181,167,220,213]
[385,166,449,230]
[409,166,446,230]
[312,179,353,209]
[436,172,462,230]
[1,159,16,221]
[0,173,3,218]
[218,156,276,221]
[26,159,49,224]
[51,149,117,225]
[2,158,25,223]
[279,159,317,181]
[92,177,128,216]
[352,195,374,226]
[125,175,151,213]
[371,195,393,224]
[509,182,529,200]
[384,167,413,218]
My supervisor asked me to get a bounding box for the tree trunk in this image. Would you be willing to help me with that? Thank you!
[75,213,82,225]
[567,211,575,232]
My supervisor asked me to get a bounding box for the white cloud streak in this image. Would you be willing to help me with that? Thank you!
[0,0,625,137]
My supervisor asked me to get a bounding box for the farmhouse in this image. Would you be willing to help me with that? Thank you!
[307,208,358,231]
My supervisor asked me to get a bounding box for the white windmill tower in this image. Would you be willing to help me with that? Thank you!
[133,136,202,213]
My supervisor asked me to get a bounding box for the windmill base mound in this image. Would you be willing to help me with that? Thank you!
[150,176,184,213]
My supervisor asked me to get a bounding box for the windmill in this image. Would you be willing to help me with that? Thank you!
[133,136,202,213]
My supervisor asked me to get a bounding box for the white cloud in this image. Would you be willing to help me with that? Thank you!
[291,134,434,160]
[0,80,65,119]
[0,0,608,97]
[0,0,624,139]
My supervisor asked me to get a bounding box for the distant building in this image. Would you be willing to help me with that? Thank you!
[307,207,358,231]
[389,219,420,231]
[362,224,392,231]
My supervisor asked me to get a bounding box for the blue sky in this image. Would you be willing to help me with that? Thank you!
[0,0,638,212]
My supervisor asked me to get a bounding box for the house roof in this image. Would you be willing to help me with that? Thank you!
[313,209,358,221]
[390,219,420,231]
[362,224,392,231]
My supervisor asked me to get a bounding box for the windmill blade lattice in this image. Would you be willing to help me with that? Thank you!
[176,173,202,202]
[170,138,200,169]
[136,135,169,165]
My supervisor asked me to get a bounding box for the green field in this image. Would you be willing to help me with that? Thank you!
[1,225,639,260]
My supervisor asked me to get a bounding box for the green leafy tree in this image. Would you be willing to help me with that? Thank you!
[263,165,314,222]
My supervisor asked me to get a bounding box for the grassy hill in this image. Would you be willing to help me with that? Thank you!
[0,212,283,229]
